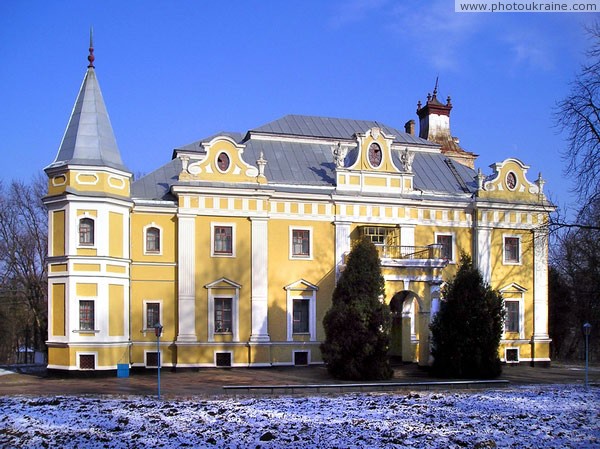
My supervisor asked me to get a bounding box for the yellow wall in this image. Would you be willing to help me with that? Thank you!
[51,284,65,336]
[76,283,97,297]
[130,212,177,262]
[52,210,65,256]
[267,219,335,342]
[195,215,252,339]
[47,170,131,198]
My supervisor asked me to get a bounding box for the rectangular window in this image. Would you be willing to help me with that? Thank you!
[293,299,310,333]
[214,297,232,333]
[504,237,520,263]
[214,226,233,255]
[362,226,387,245]
[146,227,160,253]
[79,300,95,331]
[146,302,160,330]
[505,300,520,333]
[436,234,453,260]
[292,229,310,257]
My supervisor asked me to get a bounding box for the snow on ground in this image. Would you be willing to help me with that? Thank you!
[1,385,598,448]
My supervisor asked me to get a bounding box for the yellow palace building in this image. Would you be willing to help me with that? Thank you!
[44,46,554,373]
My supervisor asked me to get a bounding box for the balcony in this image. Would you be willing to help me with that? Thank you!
[343,243,448,270]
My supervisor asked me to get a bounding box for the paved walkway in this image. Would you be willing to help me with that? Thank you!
[0,363,597,398]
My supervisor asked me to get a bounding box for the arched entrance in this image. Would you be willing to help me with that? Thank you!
[389,290,423,363]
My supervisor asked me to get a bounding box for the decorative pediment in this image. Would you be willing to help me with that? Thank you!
[499,282,527,294]
[477,158,546,201]
[284,279,319,292]
[205,277,242,290]
[179,136,265,184]
[347,127,397,172]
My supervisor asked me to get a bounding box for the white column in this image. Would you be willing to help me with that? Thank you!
[428,281,442,365]
[429,282,442,318]
[250,217,270,342]
[177,214,196,342]
[335,221,351,279]
[476,226,492,284]
[400,225,415,256]
[533,228,550,339]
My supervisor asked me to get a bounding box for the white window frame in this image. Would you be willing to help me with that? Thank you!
[293,349,311,366]
[144,349,162,368]
[143,223,163,255]
[77,213,96,248]
[211,222,236,257]
[504,299,521,334]
[77,298,97,332]
[143,300,163,332]
[435,232,456,263]
[76,352,97,370]
[289,226,313,260]
[504,347,520,364]
[214,350,234,367]
[503,234,522,265]
[213,297,233,333]
[285,279,318,341]
[500,283,526,339]
[206,278,240,342]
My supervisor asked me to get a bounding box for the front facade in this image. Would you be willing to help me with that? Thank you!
[44,48,554,372]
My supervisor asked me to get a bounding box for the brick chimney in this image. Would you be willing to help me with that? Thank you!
[404,119,415,135]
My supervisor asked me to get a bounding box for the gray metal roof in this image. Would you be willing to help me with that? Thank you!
[251,114,436,147]
[410,152,477,194]
[243,140,335,186]
[131,158,180,201]
[132,115,477,200]
[46,67,129,173]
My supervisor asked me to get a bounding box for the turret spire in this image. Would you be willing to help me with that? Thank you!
[45,30,129,174]
[87,27,95,68]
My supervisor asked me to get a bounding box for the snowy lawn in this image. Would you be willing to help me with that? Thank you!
[1,385,598,448]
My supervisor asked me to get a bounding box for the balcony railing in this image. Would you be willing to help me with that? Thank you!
[374,243,443,260]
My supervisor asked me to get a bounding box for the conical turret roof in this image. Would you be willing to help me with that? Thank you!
[46,41,128,173]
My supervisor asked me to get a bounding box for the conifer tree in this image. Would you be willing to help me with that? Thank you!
[430,254,505,379]
[321,237,393,380]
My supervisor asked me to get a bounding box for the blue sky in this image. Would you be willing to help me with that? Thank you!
[0,1,596,215]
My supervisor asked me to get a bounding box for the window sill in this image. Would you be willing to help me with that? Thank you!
[72,329,100,334]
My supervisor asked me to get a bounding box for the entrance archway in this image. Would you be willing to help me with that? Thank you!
[389,290,423,363]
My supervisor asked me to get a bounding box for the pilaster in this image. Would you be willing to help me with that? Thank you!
[177,214,197,342]
[250,217,270,342]
[533,228,550,339]
[334,221,351,279]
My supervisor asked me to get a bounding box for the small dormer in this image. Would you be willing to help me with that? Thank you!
[476,158,548,203]
[335,126,415,194]
[177,135,264,184]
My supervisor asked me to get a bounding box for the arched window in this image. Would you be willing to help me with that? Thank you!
[79,218,94,245]
[146,227,161,253]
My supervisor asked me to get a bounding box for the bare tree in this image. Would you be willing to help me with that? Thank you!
[0,175,48,363]
[555,21,600,210]
[551,197,600,361]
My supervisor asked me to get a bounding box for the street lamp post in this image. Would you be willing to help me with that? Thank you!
[583,322,592,389]
[154,322,163,399]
